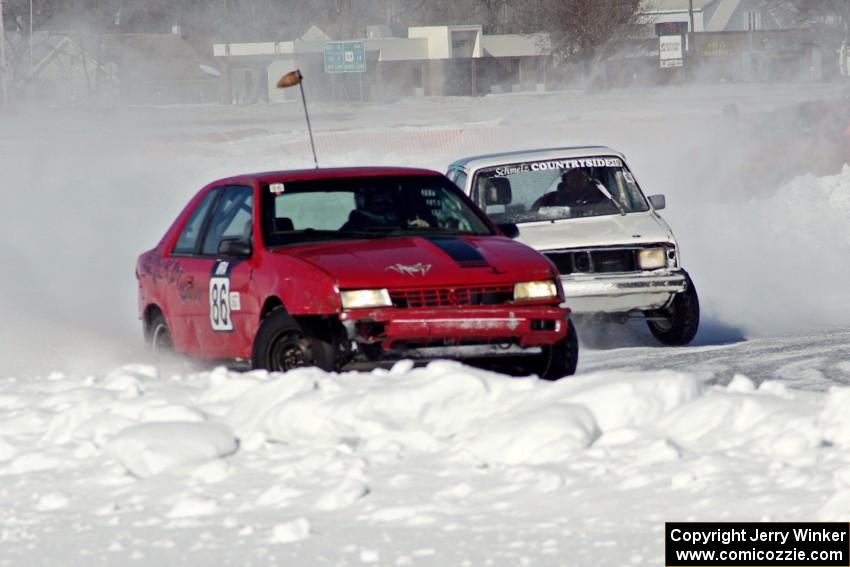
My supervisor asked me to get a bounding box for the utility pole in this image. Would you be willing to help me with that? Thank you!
[688,0,695,34]
[688,0,695,54]
[843,0,850,44]
[29,0,33,76]
[0,0,8,109]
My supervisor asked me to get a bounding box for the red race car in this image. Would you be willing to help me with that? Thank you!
[136,167,578,379]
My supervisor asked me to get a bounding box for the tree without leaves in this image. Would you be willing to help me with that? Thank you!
[784,0,850,46]
[4,0,531,41]
[393,0,510,32]
[3,0,643,60]
[515,0,644,62]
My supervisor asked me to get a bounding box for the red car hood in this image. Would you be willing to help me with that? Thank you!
[273,235,555,289]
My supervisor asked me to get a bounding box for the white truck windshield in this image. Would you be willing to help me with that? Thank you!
[472,157,649,224]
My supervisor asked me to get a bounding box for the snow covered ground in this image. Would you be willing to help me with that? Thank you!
[2,361,850,566]
[2,82,850,564]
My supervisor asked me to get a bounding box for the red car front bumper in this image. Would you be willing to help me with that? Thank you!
[340,304,570,350]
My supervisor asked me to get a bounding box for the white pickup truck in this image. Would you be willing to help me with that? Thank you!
[447,146,699,345]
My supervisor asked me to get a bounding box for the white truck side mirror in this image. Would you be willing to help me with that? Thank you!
[648,194,666,210]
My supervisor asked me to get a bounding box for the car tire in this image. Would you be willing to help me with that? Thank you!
[536,319,579,381]
[146,310,190,375]
[647,271,700,346]
[148,311,174,357]
[252,308,336,373]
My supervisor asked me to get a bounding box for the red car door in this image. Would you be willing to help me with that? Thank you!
[163,186,221,355]
[192,184,257,359]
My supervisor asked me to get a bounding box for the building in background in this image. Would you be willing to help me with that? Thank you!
[214,24,551,103]
[103,29,220,105]
[639,0,790,33]
[12,1,832,108]
[14,32,111,106]
[634,0,823,83]
[12,27,219,106]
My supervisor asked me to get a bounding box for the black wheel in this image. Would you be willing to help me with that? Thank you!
[146,310,189,375]
[647,271,700,346]
[148,311,174,357]
[252,308,336,373]
[534,319,579,381]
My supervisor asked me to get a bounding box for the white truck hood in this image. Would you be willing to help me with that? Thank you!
[516,211,675,251]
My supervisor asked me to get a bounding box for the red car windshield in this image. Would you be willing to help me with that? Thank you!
[261,175,494,246]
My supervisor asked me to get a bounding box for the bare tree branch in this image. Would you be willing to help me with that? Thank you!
[514,0,644,62]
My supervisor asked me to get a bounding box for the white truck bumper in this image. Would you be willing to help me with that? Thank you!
[561,270,687,314]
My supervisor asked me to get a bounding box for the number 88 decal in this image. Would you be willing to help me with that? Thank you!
[209,276,232,331]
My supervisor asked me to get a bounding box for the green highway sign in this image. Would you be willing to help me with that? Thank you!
[324,41,366,73]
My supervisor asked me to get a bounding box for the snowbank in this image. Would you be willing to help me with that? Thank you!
[107,422,238,478]
[1,361,848,564]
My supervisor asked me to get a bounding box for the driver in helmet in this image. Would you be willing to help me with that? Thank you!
[341,187,402,231]
[532,168,604,209]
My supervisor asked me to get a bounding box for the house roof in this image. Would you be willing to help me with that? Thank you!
[761,0,800,28]
[705,0,742,31]
[481,34,550,57]
[30,33,76,74]
[644,0,772,32]
[300,25,330,42]
[31,36,74,75]
[7,32,67,74]
[102,33,217,81]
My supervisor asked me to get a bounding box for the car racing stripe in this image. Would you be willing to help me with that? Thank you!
[424,236,489,268]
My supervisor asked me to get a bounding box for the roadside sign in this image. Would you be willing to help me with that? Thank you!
[659,35,684,68]
[324,41,366,73]
[660,59,683,68]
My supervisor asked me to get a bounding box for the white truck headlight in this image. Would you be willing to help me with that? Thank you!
[340,289,392,309]
[514,280,558,301]
[638,247,667,270]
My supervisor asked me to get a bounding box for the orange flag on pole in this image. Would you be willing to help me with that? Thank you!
[276,70,302,89]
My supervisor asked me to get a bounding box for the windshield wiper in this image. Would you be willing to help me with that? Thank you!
[361,226,405,232]
[363,226,482,236]
[336,229,390,238]
[592,180,627,216]
[273,229,389,242]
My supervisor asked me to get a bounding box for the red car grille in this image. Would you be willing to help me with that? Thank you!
[390,285,514,308]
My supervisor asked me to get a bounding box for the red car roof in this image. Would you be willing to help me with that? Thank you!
[210,166,444,187]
